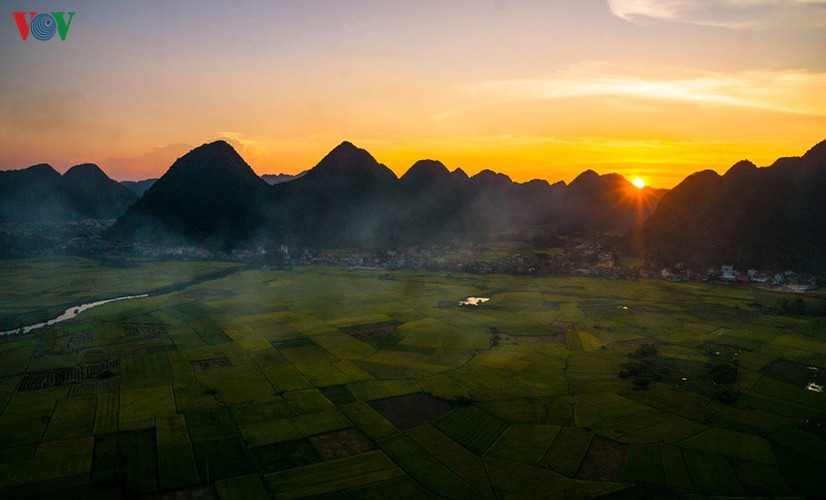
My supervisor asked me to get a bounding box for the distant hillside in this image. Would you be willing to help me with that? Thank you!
[61,164,138,219]
[10,139,825,272]
[1,141,666,248]
[109,141,271,247]
[268,141,401,247]
[559,170,662,235]
[267,144,664,247]
[261,171,306,185]
[106,139,664,248]
[397,159,466,242]
[121,179,157,196]
[0,163,136,222]
[643,141,826,271]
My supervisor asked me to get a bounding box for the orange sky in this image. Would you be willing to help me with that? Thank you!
[2,1,825,188]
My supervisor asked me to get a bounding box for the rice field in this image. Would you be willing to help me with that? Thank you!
[0,257,825,497]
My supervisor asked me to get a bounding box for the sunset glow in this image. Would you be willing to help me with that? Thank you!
[632,178,646,189]
[2,1,824,187]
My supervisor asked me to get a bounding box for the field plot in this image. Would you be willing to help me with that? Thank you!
[406,424,495,497]
[485,424,560,465]
[576,436,627,481]
[377,435,480,499]
[679,427,776,464]
[540,426,593,477]
[434,405,507,455]
[308,428,375,460]
[264,450,403,498]
[620,443,667,487]
[682,448,744,496]
[250,438,320,474]
[368,392,453,430]
[1,260,825,497]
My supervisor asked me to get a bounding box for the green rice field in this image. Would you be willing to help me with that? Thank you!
[0,257,825,498]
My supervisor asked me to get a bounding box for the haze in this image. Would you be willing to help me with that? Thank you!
[2,0,825,187]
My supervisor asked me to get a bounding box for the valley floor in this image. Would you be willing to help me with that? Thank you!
[0,258,825,497]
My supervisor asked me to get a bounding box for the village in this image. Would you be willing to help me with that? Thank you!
[126,239,820,294]
[2,221,819,294]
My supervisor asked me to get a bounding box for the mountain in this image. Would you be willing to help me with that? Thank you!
[301,141,398,187]
[14,138,823,273]
[560,171,661,234]
[470,169,513,188]
[643,141,826,271]
[109,140,270,247]
[268,141,400,247]
[261,171,306,185]
[0,164,62,222]
[398,160,465,241]
[104,139,666,249]
[0,163,60,184]
[60,164,138,219]
[399,160,455,190]
[512,179,567,231]
[0,163,136,222]
[121,179,157,196]
[457,170,522,237]
[451,168,470,181]
[400,162,664,241]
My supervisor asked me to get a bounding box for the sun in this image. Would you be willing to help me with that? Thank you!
[632,177,646,189]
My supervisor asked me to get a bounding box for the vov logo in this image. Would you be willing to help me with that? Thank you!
[12,12,75,41]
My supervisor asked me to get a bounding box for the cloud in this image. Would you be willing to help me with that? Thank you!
[217,131,268,168]
[455,64,826,117]
[607,0,826,29]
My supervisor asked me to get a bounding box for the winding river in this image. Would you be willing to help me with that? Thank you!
[1,265,245,337]
[0,294,149,337]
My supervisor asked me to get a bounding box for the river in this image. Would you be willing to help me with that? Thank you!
[0,294,149,337]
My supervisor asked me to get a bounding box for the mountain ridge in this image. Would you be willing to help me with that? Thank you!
[8,138,824,271]
[121,178,158,196]
[643,141,826,271]
[109,141,270,247]
[0,162,136,222]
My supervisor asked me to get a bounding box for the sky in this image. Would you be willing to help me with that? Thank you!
[1,0,825,187]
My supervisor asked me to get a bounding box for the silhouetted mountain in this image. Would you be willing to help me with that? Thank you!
[458,170,520,237]
[121,179,157,196]
[302,141,398,186]
[513,179,567,229]
[61,164,137,219]
[398,160,465,241]
[0,163,136,222]
[5,163,60,183]
[561,171,659,234]
[393,161,657,243]
[105,139,666,249]
[724,160,757,180]
[569,169,600,189]
[0,164,62,222]
[470,169,513,189]
[400,160,454,189]
[451,168,470,181]
[261,171,306,185]
[643,140,826,271]
[110,140,270,247]
[268,141,400,247]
